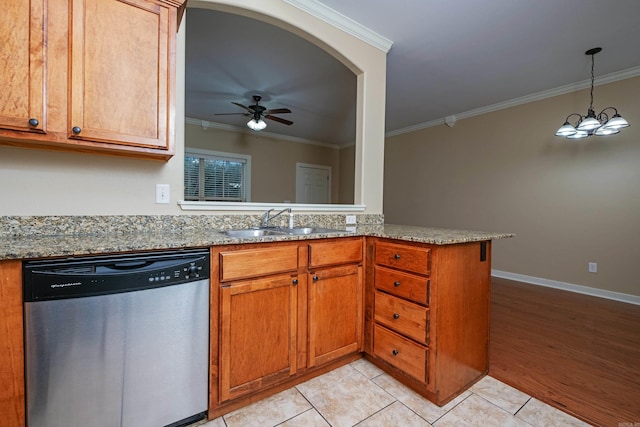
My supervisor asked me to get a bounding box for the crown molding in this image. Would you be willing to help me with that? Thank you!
[386,65,640,138]
[283,0,393,53]
[185,117,344,149]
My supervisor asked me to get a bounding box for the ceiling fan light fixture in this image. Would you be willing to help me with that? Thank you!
[555,47,630,139]
[247,118,267,131]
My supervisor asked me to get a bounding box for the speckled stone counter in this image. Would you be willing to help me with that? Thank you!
[0,215,513,260]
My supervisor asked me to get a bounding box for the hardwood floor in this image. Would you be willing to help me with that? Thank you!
[490,277,640,427]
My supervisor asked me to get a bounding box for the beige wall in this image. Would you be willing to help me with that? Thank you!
[0,0,386,215]
[339,145,356,204]
[384,76,640,296]
[186,123,354,203]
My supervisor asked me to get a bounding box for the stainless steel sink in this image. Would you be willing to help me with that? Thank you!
[222,226,349,238]
[284,227,346,235]
[222,228,286,238]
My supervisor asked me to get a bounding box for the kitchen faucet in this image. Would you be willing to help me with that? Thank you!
[261,207,291,227]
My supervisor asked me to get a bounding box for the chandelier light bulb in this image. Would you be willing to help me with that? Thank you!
[555,122,577,137]
[566,129,589,139]
[603,114,630,130]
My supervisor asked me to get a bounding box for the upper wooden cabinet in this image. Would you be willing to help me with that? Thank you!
[0,0,46,134]
[0,0,184,160]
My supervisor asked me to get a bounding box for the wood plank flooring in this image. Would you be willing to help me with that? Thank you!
[490,277,640,427]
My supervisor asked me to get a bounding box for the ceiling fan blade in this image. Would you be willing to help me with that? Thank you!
[264,108,291,115]
[231,101,250,111]
[265,115,293,126]
[213,112,250,116]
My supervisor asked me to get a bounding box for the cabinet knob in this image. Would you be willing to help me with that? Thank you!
[72,126,82,134]
[394,254,401,260]
[393,281,401,287]
[393,313,400,319]
[292,279,298,285]
[392,349,399,356]
[28,118,39,127]
[312,275,319,282]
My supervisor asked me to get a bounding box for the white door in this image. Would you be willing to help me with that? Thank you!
[296,163,331,204]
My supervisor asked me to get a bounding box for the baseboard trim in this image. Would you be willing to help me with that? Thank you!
[491,270,640,306]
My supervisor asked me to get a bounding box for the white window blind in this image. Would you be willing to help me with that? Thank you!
[184,150,250,202]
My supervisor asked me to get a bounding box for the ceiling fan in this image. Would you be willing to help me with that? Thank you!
[214,95,293,131]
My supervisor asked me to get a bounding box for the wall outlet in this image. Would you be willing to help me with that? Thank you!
[156,184,170,204]
[345,215,357,225]
[588,262,597,273]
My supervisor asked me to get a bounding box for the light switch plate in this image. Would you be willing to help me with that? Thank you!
[156,184,170,204]
[345,215,357,225]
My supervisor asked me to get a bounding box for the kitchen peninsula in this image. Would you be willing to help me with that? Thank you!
[0,215,512,425]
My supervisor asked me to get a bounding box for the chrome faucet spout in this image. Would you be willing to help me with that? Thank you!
[261,207,291,227]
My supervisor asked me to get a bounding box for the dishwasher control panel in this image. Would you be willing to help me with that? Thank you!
[24,249,210,301]
[148,260,205,283]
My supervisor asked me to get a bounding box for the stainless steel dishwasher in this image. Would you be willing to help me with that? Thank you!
[23,249,210,427]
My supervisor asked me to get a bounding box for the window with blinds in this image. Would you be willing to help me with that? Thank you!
[184,149,251,202]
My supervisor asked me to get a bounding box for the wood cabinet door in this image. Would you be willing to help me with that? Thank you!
[68,0,174,152]
[308,263,362,367]
[0,260,25,427]
[0,0,46,134]
[219,274,298,402]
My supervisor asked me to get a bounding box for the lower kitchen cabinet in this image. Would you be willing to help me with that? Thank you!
[308,263,362,367]
[307,237,363,367]
[219,273,299,402]
[209,238,364,419]
[0,260,25,427]
[365,238,491,406]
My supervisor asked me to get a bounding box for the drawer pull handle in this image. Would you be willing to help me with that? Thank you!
[393,281,401,287]
[28,118,39,127]
[72,126,82,134]
[392,349,399,356]
[292,279,298,285]
[312,275,319,282]
[394,254,401,260]
[393,313,400,319]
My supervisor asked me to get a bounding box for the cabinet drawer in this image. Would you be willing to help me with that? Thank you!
[375,241,430,275]
[375,266,430,305]
[219,245,299,281]
[309,239,362,268]
[375,292,428,344]
[374,325,427,383]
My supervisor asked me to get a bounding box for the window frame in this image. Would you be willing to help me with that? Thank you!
[184,148,251,202]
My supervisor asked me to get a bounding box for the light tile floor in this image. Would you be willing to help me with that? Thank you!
[198,359,593,427]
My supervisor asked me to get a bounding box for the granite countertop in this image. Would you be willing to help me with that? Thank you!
[0,224,513,260]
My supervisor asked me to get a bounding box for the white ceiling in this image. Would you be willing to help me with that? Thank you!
[185,1,640,146]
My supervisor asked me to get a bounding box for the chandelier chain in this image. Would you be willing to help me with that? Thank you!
[589,53,595,111]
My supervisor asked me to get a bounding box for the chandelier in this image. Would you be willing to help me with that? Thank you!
[555,47,630,139]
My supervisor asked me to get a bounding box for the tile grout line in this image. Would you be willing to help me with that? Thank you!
[429,392,473,425]
[513,396,532,417]
[293,384,333,427]
[470,393,537,427]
